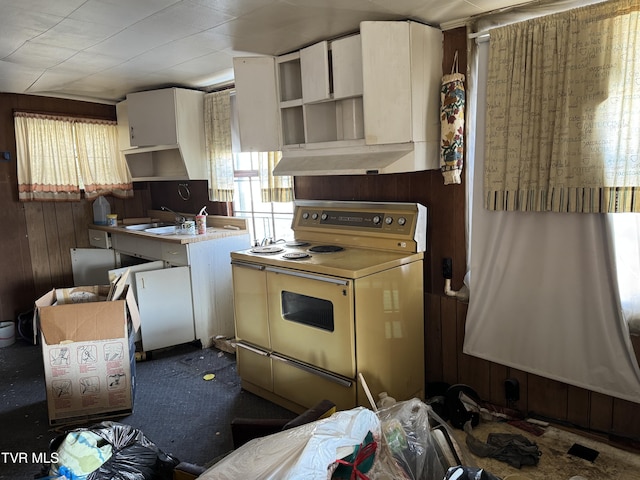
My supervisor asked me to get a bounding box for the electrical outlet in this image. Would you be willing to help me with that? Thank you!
[505,378,520,402]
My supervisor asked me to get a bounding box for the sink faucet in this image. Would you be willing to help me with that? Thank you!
[160,206,186,224]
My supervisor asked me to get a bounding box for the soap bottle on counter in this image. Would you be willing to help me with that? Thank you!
[196,206,208,235]
[92,196,111,225]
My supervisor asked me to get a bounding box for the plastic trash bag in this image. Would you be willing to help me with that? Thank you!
[368,398,455,480]
[199,407,381,480]
[47,421,179,480]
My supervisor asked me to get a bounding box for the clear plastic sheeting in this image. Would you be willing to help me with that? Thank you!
[370,398,468,480]
[46,421,179,480]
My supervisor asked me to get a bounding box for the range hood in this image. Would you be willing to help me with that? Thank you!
[122,144,207,182]
[273,141,440,176]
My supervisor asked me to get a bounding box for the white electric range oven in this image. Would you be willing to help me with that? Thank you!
[230,200,427,413]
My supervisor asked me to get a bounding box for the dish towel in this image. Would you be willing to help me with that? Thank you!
[440,51,466,185]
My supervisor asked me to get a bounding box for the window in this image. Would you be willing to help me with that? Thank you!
[15,112,132,201]
[232,151,294,244]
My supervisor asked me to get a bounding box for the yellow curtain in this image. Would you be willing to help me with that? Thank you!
[259,151,293,203]
[15,112,132,201]
[15,113,82,201]
[75,120,133,199]
[204,91,234,202]
[484,0,640,213]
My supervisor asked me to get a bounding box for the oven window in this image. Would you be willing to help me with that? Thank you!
[281,291,334,332]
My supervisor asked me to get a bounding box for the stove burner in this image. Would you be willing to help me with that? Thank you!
[282,252,311,260]
[286,240,310,247]
[251,245,284,254]
[308,245,344,253]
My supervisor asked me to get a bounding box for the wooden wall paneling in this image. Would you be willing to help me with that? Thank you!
[527,374,569,421]
[24,203,51,297]
[440,295,459,385]
[566,384,590,428]
[589,392,613,433]
[72,201,92,248]
[425,293,444,383]
[53,202,77,287]
[612,398,640,437]
[457,302,492,401]
[42,203,66,288]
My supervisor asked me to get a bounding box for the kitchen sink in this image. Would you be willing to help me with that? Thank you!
[124,222,172,231]
[144,225,177,235]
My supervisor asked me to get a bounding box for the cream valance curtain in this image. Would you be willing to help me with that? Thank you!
[484,0,640,213]
[259,151,293,203]
[15,112,132,201]
[204,90,234,202]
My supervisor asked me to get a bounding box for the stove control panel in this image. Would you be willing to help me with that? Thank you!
[298,208,415,234]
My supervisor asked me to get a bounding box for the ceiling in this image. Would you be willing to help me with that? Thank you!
[0,0,529,104]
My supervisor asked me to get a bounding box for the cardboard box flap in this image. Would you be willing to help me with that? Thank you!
[125,286,141,333]
[39,301,126,345]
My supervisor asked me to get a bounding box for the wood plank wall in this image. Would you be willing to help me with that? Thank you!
[294,27,640,444]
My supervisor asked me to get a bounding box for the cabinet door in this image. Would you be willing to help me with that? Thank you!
[233,57,281,152]
[135,266,195,351]
[332,34,363,99]
[127,89,178,147]
[300,41,330,103]
[361,22,412,145]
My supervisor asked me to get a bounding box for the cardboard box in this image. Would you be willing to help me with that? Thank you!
[34,284,141,426]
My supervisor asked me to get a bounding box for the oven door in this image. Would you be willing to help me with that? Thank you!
[266,266,355,378]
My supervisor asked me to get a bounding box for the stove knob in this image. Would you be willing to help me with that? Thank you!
[372,215,381,224]
[312,213,319,220]
[385,216,393,225]
[321,213,328,221]
[398,217,406,226]
[302,212,309,219]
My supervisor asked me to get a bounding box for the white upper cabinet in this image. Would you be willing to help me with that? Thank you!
[127,88,201,147]
[233,57,281,152]
[116,88,207,181]
[232,21,443,175]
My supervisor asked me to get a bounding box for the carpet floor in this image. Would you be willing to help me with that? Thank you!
[0,339,295,479]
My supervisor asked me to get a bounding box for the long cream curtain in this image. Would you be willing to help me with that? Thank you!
[15,112,132,201]
[204,91,234,202]
[484,0,640,213]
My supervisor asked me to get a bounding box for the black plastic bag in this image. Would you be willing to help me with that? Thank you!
[48,421,179,480]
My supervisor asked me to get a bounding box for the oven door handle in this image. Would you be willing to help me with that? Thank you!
[236,341,269,356]
[264,266,349,286]
[271,353,353,388]
[231,260,266,271]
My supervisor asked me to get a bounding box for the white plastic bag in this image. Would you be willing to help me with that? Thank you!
[200,407,380,480]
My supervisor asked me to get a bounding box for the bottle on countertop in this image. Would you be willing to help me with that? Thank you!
[92,196,111,225]
[196,206,208,235]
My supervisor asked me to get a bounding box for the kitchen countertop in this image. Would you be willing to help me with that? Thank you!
[90,223,249,245]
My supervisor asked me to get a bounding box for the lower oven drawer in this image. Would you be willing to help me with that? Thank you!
[272,354,356,411]
[237,343,273,392]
